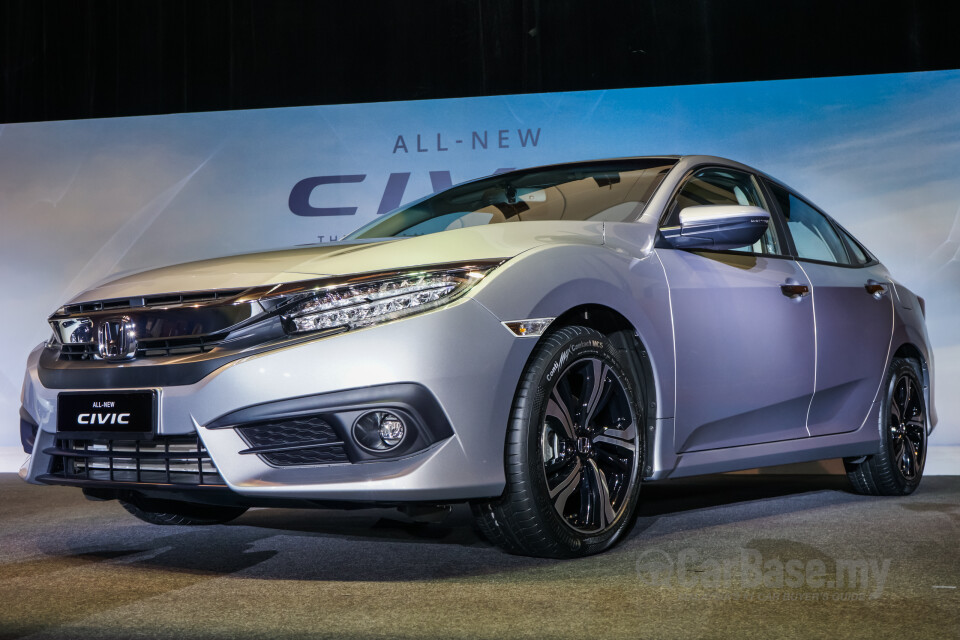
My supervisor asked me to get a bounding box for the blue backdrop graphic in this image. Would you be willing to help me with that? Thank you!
[1,70,959,448]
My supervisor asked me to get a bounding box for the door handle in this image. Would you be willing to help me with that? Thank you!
[864,280,888,298]
[780,283,810,299]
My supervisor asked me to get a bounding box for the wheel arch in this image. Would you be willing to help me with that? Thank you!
[548,304,659,477]
[891,341,935,432]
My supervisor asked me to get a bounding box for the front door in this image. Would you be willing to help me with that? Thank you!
[661,250,816,452]
[659,167,816,453]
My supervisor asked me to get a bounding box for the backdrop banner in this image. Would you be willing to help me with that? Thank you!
[1,70,958,449]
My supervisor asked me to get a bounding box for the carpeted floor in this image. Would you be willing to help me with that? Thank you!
[1,473,957,640]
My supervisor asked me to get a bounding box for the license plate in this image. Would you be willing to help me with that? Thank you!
[57,391,157,436]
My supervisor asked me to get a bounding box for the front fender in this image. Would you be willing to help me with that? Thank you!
[469,240,675,421]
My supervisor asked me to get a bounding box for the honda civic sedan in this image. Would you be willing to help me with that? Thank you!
[18,155,936,557]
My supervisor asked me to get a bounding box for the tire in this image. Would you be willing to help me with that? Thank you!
[120,496,248,526]
[845,357,927,496]
[473,325,644,558]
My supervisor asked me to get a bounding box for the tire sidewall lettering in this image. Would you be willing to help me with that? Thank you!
[528,327,642,547]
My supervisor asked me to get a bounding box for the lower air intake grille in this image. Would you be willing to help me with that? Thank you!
[261,446,350,466]
[44,435,225,485]
[236,415,351,466]
[237,416,339,448]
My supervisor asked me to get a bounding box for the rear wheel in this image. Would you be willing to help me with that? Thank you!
[473,326,644,558]
[845,357,927,496]
[120,496,248,525]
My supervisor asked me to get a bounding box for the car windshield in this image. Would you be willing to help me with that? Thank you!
[345,159,676,239]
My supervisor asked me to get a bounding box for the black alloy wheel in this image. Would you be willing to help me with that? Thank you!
[888,368,926,481]
[472,325,644,557]
[845,357,927,496]
[541,356,638,534]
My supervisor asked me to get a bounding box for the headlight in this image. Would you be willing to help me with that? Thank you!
[278,263,500,334]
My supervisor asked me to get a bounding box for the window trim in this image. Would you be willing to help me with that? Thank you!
[831,218,877,266]
[760,177,879,270]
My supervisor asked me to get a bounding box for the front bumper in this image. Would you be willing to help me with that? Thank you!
[20,298,535,502]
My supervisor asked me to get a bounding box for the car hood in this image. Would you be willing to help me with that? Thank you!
[68,221,605,303]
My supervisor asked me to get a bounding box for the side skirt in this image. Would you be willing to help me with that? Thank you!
[646,401,881,481]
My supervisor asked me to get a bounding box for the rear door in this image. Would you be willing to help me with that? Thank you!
[764,181,894,437]
[658,167,816,453]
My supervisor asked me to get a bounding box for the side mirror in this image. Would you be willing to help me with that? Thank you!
[660,205,770,250]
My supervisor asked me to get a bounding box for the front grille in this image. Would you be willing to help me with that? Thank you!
[44,435,225,485]
[61,289,247,315]
[58,332,228,361]
[137,333,228,357]
[236,415,350,466]
[59,343,98,360]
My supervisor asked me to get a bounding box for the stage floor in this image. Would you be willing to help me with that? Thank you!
[1,474,957,639]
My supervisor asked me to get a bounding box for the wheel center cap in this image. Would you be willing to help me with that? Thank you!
[577,437,592,456]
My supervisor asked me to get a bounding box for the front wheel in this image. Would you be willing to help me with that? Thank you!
[473,326,644,558]
[845,357,927,496]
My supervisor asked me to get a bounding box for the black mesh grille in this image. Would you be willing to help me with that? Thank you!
[136,333,228,357]
[261,446,350,466]
[235,415,350,466]
[59,343,97,360]
[43,435,225,485]
[237,416,339,448]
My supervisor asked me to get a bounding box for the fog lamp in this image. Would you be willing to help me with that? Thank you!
[379,415,406,447]
[353,410,407,452]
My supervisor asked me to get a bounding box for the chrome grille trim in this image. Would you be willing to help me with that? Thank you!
[57,332,230,361]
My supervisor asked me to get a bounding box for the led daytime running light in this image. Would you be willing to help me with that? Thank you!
[281,268,491,333]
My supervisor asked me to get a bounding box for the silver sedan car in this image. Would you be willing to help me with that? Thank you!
[18,155,936,557]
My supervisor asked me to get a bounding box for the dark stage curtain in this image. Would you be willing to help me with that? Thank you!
[2,0,959,123]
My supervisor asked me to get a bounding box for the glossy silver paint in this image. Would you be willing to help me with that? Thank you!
[19,155,938,501]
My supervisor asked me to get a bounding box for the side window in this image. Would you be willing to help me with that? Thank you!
[835,225,872,266]
[767,182,851,265]
[665,168,783,256]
